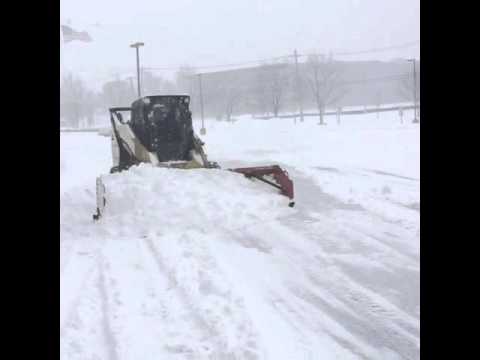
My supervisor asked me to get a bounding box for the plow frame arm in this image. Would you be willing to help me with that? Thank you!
[230,165,295,207]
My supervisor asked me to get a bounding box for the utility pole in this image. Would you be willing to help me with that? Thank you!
[407,58,419,123]
[293,49,304,123]
[130,42,144,98]
[198,73,206,135]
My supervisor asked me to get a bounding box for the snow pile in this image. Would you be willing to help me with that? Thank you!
[100,164,293,233]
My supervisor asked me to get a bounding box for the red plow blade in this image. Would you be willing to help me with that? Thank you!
[230,165,295,207]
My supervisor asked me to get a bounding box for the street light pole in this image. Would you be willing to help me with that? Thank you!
[130,42,144,98]
[407,58,419,123]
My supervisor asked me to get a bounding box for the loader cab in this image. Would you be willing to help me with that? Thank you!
[130,95,195,162]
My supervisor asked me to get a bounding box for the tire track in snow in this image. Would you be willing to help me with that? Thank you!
[225,218,419,359]
[269,290,376,360]
[213,226,366,360]
[60,265,110,360]
[283,209,419,356]
[60,264,96,337]
[335,217,419,264]
[98,235,214,359]
[97,256,121,360]
[143,235,218,334]
[61,186,104,324]
[284,206,419,357]
[144,234,261,359]
[60,254,121,360]
[304,269,419,360]
[226,225,378,359]
[60,238,101,336]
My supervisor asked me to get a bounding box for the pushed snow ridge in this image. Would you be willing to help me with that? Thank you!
[100,164,293,233]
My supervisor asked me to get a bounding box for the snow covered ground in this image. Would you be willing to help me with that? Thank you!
[60,109,419,360]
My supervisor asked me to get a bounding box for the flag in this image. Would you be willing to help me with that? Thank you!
[61,25,92,43]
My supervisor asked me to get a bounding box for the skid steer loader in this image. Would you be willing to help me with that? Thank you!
[93,95,294,220]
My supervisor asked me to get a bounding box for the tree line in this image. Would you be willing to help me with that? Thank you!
[60,58,419,128]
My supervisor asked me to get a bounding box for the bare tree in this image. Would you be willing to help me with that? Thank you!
[175,66,197,113]
[61,73,87,128]
[205,71,243,122]
[256,62,289,117]
[83,90,97,127]
[101,79,135,108]
[142,70,162,95]
[251,69,269,116]
[142,70,178,95]
[244,88,265,118]
[305,54,346,125]
[224,85,241,122]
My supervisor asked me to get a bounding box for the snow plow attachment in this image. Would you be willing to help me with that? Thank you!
[231,166,295,207]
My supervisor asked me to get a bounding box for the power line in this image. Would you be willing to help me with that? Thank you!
[331,41,420,57]
[144,55,290,72]
[141,40,419,73]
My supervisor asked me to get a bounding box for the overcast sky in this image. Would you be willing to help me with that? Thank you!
[60,0,419,88]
